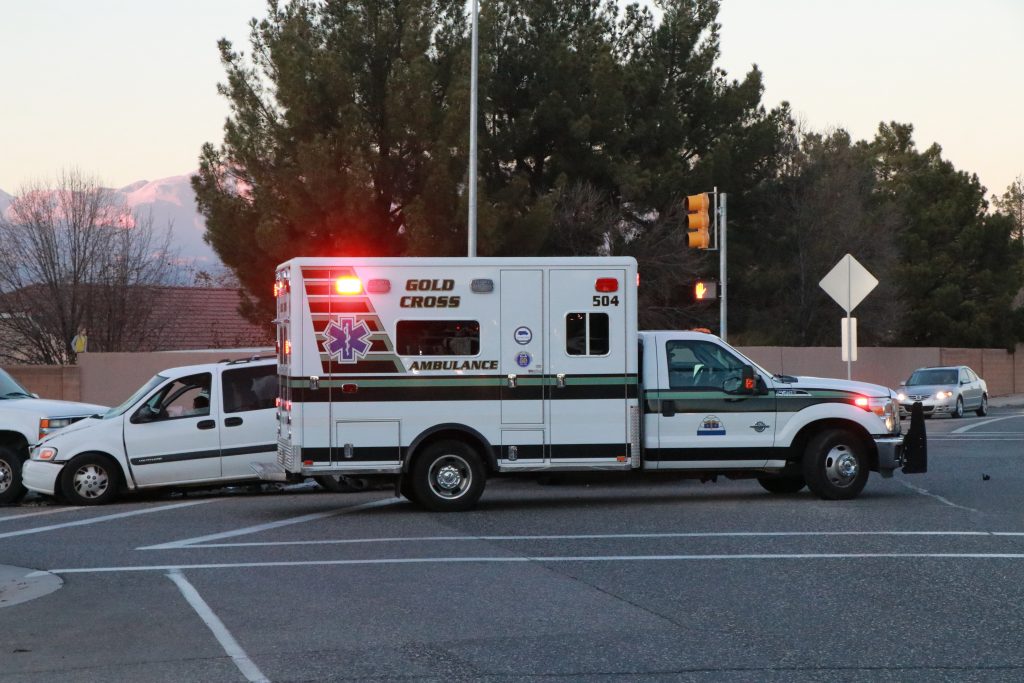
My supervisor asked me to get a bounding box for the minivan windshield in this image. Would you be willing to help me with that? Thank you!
[103,375,167,419]
[907,369,958,386]
[0,369,33,399]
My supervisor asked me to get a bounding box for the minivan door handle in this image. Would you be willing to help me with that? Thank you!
[224,417,243,427]
[197,419,216,430]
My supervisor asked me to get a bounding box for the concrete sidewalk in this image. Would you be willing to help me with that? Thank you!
[989,394,1024,408]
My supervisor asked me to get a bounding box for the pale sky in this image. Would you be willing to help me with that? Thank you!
[1,0,1021,197]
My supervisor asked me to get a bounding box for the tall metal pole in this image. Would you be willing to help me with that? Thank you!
[467,0,479,257]
[719,192,727,342]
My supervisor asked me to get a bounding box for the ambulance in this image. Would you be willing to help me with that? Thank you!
[257,257,926,511]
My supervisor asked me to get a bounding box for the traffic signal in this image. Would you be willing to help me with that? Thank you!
[685,193,711,249]
[694,279,717,301]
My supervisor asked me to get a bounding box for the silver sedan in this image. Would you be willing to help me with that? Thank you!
[897,366,988,419]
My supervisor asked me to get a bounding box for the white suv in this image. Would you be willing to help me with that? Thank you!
[1,369,107,504]
[23,357,279,505]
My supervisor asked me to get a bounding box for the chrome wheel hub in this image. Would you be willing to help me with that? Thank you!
[0,460,11,493]
[72,465,109,499]
[428,455,471,500]
[824,445,859,487]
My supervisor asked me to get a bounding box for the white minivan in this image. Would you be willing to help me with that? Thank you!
[23,357,280,505]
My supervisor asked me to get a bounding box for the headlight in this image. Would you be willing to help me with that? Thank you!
[38,417,75,441]
[33,446,59,462]
[896,392,906,401]
[855,396,899,434]
[935,390,953,400]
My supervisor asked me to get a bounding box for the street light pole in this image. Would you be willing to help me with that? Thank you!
[467,0,479,257]
[719,192,727,342]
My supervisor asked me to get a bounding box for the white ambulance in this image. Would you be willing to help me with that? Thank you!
[258,257,926,511]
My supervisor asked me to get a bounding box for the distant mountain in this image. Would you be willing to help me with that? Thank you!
[0,174,220,267]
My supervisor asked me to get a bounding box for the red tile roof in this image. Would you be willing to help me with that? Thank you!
[149,287,272,350]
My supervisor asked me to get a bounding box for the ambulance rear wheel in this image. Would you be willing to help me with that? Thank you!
[411,440,485,512]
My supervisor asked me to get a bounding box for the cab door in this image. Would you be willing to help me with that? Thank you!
[650,338,776,469]
[219,364,278,479]
[124,372,221,485]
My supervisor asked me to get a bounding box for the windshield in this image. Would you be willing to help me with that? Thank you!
[907,369,958,386]
[714,339,773,379]
[103,374,168,419]
[0,369,34,399]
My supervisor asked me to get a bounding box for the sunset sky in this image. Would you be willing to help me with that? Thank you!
[1,0,1021,198]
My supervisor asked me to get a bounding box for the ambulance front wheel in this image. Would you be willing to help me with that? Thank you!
[411,440,485,512]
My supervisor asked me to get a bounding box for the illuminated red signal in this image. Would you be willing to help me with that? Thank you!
[335,276,363,295]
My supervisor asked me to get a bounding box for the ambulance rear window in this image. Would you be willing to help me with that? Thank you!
[566,312,609,356]
[397,320,480,356]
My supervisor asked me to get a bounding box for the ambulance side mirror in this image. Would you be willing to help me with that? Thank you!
[723,366,759,396]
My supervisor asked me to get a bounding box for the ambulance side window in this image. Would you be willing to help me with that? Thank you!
[396,320,480,356]
[566,313,609,356]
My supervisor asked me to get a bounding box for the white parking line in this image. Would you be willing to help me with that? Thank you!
[0,507,84,523]
[167,570,269,683]
[0,500,218,541]
[33,552,1024,575]
[952,415,1024,434]
[138,498,401,550]
[169,529,1024,549]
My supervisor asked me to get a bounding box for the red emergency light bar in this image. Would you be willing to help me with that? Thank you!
[335,276,363,295]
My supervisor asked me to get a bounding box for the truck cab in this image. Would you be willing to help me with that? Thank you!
[639,331,906,499]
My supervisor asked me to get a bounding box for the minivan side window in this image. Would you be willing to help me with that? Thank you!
[223,365,277,414]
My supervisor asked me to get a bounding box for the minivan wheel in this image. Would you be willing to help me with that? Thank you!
[976,394,988,417]
[61,454,121,506]
[0,446,28,505]
[411,440,485,512]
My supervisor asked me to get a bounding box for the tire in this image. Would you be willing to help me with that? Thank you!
[0,445,28,505]
[60,453,122,506]
[399,475,416,503]
[801,429,869,501]
[951,396,964,419]
[757,475,806,494]
[976,394,988,417]
[410,440,485,512]
[314,475,367,493]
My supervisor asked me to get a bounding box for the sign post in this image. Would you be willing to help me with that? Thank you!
[819,254,877,380]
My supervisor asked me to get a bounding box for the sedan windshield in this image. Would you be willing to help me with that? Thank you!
[907,369,958,386]
[0,369,33,399]
[103,375,168,419]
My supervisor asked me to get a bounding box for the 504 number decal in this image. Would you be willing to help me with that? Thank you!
[592,295,620,307]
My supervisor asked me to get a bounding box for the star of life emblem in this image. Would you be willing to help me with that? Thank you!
[323,317,372,363]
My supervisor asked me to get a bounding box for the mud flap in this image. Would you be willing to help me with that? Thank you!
[902,401,928,474]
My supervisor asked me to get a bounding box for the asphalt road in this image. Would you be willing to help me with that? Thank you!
[2,408,1024,682]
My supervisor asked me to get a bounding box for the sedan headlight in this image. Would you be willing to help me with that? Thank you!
[896,392,907,401]
[935,390,953,400]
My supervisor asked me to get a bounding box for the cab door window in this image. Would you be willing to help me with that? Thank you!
[132,373,212,423]
[666,341,747,391]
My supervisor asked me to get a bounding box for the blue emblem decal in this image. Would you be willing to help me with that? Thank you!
[515,351,532,368]
[514,326,533,345]
[323,317,373,363]
[697,415,726,436]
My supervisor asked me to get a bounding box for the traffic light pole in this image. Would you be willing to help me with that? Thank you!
[719,192,727,342]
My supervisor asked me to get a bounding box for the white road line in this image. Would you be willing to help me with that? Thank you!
[898,480,978,512]
[0,499,219,541]
[952,415,1024,434]
[177,530,1024,549]
[0,507,83,523]
[138,497,401,550]
[167,570,269,683]
[33,552,1024,575]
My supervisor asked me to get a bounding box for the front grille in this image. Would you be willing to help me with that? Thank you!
[908,394,929,401]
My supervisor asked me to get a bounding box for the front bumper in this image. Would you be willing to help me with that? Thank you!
[899,399,952,417]
[22,460,64,496]
[874,436,905,472]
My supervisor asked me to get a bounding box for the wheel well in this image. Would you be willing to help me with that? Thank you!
[62,451,128,491]
[0,431,29,456]
[789,420,878,471]
[405,426,494,473]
